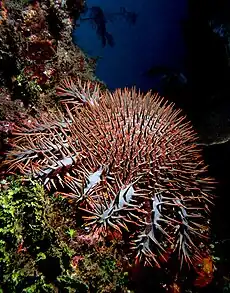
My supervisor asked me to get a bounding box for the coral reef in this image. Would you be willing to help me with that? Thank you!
[1,78,215,274]
[0,0,100,121]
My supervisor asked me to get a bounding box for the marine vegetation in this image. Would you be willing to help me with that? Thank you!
[0,176,130,292]
[79,6,138,47]
[1,77,215,275]
[80,6,114,47]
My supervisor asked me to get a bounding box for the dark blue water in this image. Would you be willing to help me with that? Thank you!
[73,0,188,92]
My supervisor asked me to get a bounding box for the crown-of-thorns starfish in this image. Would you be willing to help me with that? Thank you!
[2,78,215,269]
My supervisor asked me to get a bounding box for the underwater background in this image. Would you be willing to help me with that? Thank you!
[1,0,230,292]
[73,0,188,93]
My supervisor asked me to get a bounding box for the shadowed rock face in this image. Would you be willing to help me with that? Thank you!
[174,0,230,147]
[181,2,230,291]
